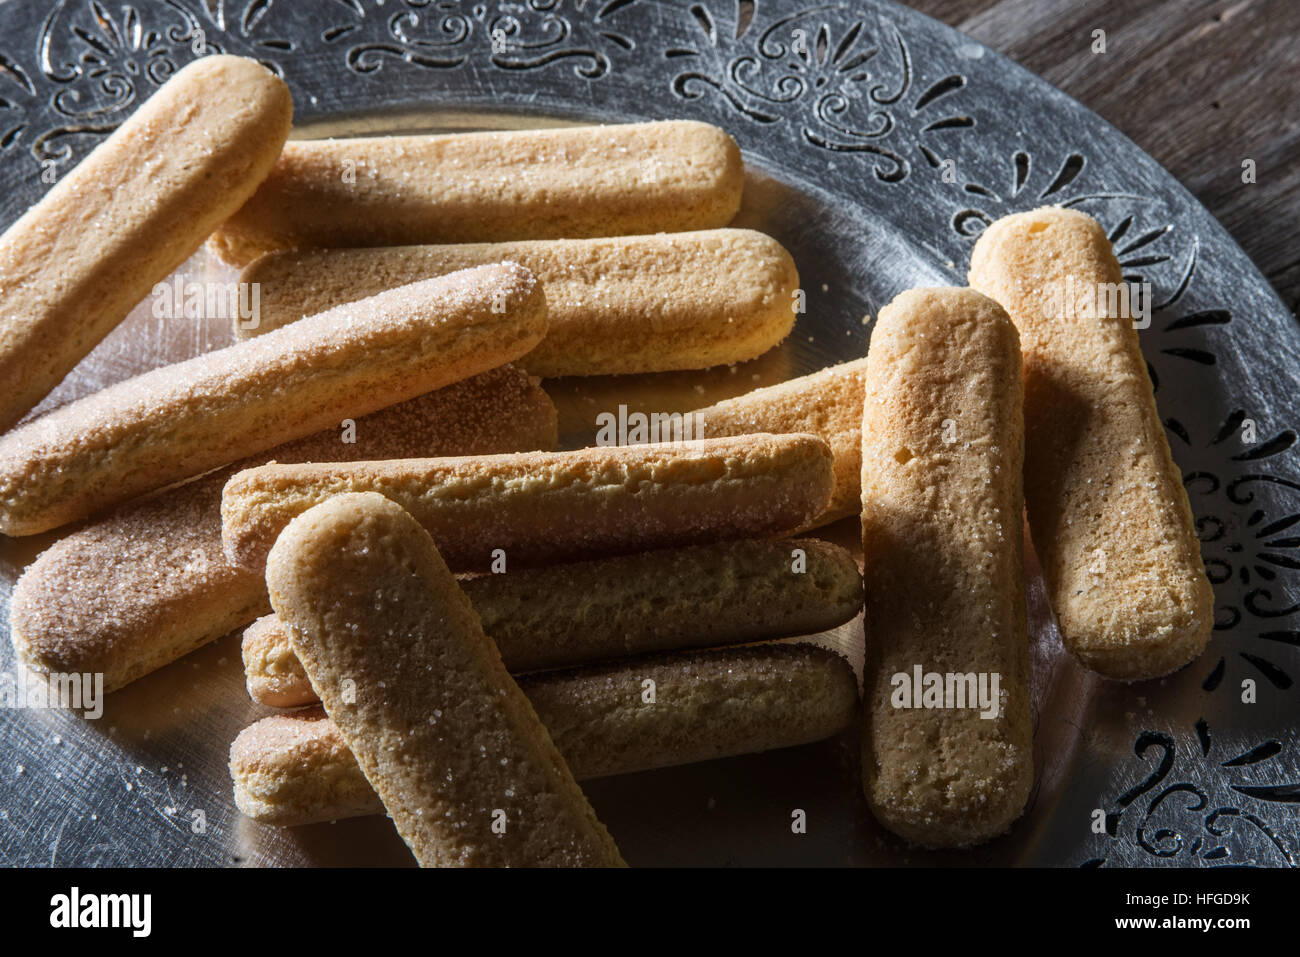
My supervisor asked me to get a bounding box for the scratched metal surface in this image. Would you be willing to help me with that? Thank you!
[0,0,1296,867]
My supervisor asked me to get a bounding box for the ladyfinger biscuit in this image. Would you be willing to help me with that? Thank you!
[222,433,834,571]
[267,492,624,867]
[241,614,309,709]
[861,288,1032,848]
[236,229,798,376]
[0,263,547,536]
[0,55,290,432]
[231,644,859,827]
[10,366,556,693]
[968,207,1214,679]
[211,121,743,264]
[243,537,863,706]
[692,358,869,527]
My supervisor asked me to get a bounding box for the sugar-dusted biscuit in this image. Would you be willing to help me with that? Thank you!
[860,287,1032,848]
[241,614,308,710]
[230,643,858,826]
[0,55,291,431]
[691,358,868,527]
[236,229,797,376]
[212,121,743,264]
[266,492,624,867]
[242,537,862,706]
[969,207,1214,679]
[10,366,555,693]
[221,433,834,571]
[0,263,546,535]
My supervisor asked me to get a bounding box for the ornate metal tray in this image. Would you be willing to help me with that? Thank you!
[0,0,1295,868]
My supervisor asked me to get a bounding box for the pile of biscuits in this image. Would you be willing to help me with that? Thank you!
[1,55,1213,864]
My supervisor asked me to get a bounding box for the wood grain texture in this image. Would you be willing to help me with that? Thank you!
[904,0,1300,313]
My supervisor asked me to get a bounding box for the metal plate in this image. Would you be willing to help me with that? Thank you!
[0,0,1296,868]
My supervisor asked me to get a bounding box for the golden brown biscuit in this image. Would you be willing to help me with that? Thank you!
[969,207,1214,679]
[212,121,743,264]
[0,55,291,432]
[236,229,798,376]
[266,492,624,867]
[691,358,868,527]
[232,706,382,826]
[241,614,308,710]
[0,263,546,535]
[242,537,863,706]
[860,287,1032,848]
[221,433,834,571]
[230,643,859,826]
[10,366,555,693]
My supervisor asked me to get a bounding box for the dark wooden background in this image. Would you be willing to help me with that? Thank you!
[904,0,1300,315]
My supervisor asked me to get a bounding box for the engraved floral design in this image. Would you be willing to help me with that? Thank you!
[0,52,38,154]
[937,146,1235,378]
[666,2,972,182]
[1084,730,1297,867]
[39,0,204,107]
[487,0,636,78]
[322,0,636,78]
[321,0,473,72]
[29,0,291,169]
[1140,238,1232,379]
[1173,413,1300,693]
[940,146,1088,237]
[31,0,204,166]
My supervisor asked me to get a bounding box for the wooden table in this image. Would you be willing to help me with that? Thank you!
[907,0,1300,313]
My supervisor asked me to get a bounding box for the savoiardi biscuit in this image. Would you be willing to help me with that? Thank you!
[969,207,1214,679]
[266,492,625,867]
[0,55,291,432]
[221,433,835,571]
[691,357,868,528]
[242,537,863,706]
[212,120,744,264]
[860,287,1032,848]
[0,263,546,536]
[230,643,859,827]
[236,229,798,376]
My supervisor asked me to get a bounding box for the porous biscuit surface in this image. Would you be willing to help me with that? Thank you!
[0,263,547,535]
[267,492,624,867]
[214,120,744,262]
[535,643,860,780]
[861,287,1032,848]
[12,469,265,692]
[230,643,859,827]
[0,55,292,430]
[476,537,861,670]
[230,707,384,825]
[693,357,869,526]
[239,229,797,376]
[242,614,306,709]
[242,536,863,705]
[222,433,834,570]
[969,207,1214,679]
